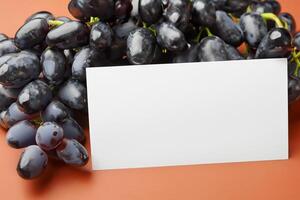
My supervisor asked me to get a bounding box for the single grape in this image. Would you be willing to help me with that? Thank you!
[114,0,133,21]
[222,0,251,12]
[293,32,300,50]
[71,47,95,81]
[0,33,9,42]
[172,43,199,63]
[163,3,190,32]
[0,51,40,88]
[279,13,296,34]
[56,139,89,166]
[46,21,89,49]
[41,48,66,85]
[255,28,292,59]
[36,122,64,151]
[90,22,113,49]
[17,80,53,114]
[289,76,300,103]
[2,102,36,129]
[57,79,87,111]
[113,19,138,40]
[41,100,72,123]
[139,0,163,25]
[15,18,49,50]
[267,0,281,15]
[214,10,244,47]
[61,117,85,143]
[240,12,268,49]
[17,145,48,179]
[6,120,37,149]
[127,28,157,64]
[0,39,20,57]
[25,11,54,23]
[198,36,228,61]
[156,22,187,52]
[191,0,216,27]
[68,0,114,21]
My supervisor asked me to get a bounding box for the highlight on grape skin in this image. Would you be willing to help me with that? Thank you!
[0,0,298,180]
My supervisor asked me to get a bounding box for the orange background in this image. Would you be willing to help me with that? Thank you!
[0,0,300,199]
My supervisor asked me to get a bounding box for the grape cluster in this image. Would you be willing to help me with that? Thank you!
[0,0,299,179]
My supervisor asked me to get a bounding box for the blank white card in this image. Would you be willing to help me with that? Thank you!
[86,59,288,170]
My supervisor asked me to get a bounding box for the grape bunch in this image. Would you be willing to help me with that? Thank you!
[0,0,299,179]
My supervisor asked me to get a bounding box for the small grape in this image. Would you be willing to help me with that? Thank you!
[41,100,72,123]
[36,122,64,151]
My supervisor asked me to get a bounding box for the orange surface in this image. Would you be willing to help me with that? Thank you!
[0,0,300,199]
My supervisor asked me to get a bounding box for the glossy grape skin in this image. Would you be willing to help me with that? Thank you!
[56,139,89,166]
[114,0,133,21]
[56,16,72,23]
[25,11,54,23]
[191,0,216,27]
[46,21,89,49]
[288,76,300,103]
[114,19,138,40]
[58,79,87,111]
[198,36,228,62]
[41,48,66,85]
[41,100,72,123]
[156,22,187,52]
[90,22,113,49]
[225,44,244,60]
[267,0,281,15]
[0,33,9,42]
[249,1,273,14]
[172,44,199,63]
[163,3,190,32]
[72,47,95,81]
[293,32,300,50]
[255,28,292,59]
[6,120,37,149]
[0,52,40,88]
[15,18,49,50]
[214,10,243,47]
[17,80,53,114]
[139,0,163,25]
[68,0,114,21]
[0,110,8,129]
[2,102,35,129]
[240,13,268,49]
[17,145,48,179]
[222,0,251,12]
[36,122,64,151]
[0,39,19,57]
[61,117,85,143]
[279,13,296,34]
[63,49,75,79]
[127,28,156,64]
[0,84,21,111]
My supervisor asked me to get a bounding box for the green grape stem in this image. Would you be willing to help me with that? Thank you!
[292,50,300,76]
[261,13,284,28]
[48,20,64,27]
[205,27,213,37]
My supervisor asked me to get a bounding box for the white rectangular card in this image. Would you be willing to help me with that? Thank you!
[86,59,288,170]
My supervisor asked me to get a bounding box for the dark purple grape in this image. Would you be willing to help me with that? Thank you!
[15,18,50,50]
[0,39,19,57]
[17,80,53,114]
[25,11,54,23]
[6,120,37,149]
[0,33,9,42]
[267,0,281,15]
[61,117,85,143]
[41,48,66,85]
[163,3,190,32]
[289,76,300,103]
[0,110,8,129]
[240,12,268,49]
[41,100,72,123]
[279,13,296,34]
[156,22,187,52]
[249,1,274,14]
[90,22,113,49]
[46,21,89,49]
[191,0,216,27]
[2,102,35,129]
[172,43,199,63]
[68,0,114,21]
[57,79,87,111]
[56,139,88,166]
[255,28,292,59]
[0,52,40,88]
[127,28,157,64]
[293,32,300,50]
[0,84,21,111]
[214,10,244,47]
[114,0,133,20]
[222,0,251,12]
[113,19,138,40]
[36,122,64,151]
[139,0,163,25]
[198,36,228,61]
[225,43,244,60]
[17,145,48,179]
